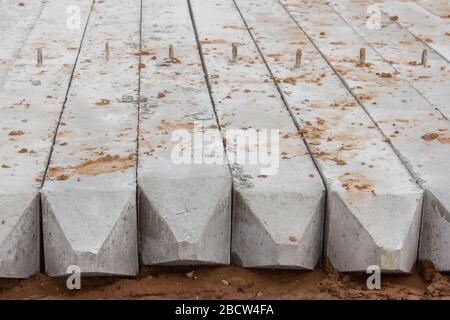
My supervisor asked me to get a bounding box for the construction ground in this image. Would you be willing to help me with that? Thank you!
[0,0,449,300]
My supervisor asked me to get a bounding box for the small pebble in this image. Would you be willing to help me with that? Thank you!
[185,270,195,280]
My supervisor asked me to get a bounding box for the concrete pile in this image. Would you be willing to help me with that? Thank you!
[0,0,448,277]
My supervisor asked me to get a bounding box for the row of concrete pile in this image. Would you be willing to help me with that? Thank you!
[0,0,448,278]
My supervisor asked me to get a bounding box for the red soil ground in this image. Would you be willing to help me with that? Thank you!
[0,261,448,300]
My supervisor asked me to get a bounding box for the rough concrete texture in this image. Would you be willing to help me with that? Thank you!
[236,0,424,273]
[282,0,450,271]
[330,0,450,120]
[138,0,232,266]
[0,0,45,87]
[0,0,92,278]
[190,0,325,269]
[380,1,450,62]
[42,0,140,277]
[416,0,450,18]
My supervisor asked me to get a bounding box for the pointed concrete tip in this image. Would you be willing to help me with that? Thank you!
[0,193,40,278]
[41,188,138,277]
[138,172,232,265]
[326,190,423,273]
[231,189,325,270]
[419,189,450,271]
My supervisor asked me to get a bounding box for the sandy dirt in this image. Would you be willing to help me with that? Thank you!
[0,262,448,300]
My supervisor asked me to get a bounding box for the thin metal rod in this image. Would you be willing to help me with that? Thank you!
[37,48,43,66]
[169,44,174,60]
[359,47,366,66]
[295,48,302,68]
[421,49,428,67]
[232,43,238,63]
[105,42,110,62]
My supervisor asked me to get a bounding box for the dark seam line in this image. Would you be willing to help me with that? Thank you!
[135,0,144,270]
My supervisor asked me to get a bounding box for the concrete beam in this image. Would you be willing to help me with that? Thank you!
[0,0,93,278]
[330,0,450,120]
[282,0,450,271]
[235,0,424,273]
[138,0,232,266]
[380,1,450,62]
[0,0,46,86]
[190,0,325,270]
[42,0,140,277]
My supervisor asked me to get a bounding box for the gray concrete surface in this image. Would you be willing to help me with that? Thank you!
[42,0,139,277]
[0,0,447,277]
[190,0,325,270]
[380,1,450,62]
[236,0,424,273]
[330,0,450,120]
[0,0,46,87]
[416,0,450,18]
[282,0,450,271]
[0,0,93,278]
[138,0,232,266]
